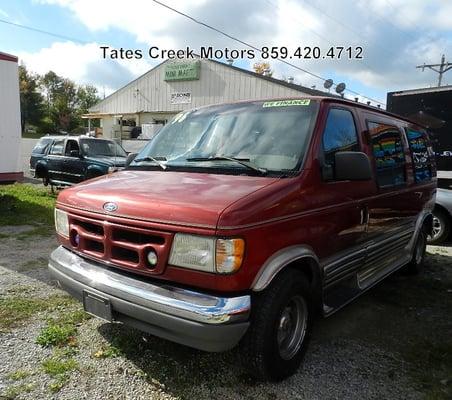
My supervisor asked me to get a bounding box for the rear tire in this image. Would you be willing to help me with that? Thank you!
[427,208,450,245]
[240,270,313,381]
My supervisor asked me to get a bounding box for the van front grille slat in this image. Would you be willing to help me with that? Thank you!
[67,214,173,275]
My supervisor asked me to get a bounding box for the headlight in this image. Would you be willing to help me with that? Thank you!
[169,234,244,274]
[55,208,69,237]
[108,166,116,173]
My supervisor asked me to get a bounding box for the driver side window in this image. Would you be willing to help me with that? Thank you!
[322,108,359,180]
[65,140,80,157]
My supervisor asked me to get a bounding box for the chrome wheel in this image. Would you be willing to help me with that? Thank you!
[277,295,308,360]
[429,216,442,241]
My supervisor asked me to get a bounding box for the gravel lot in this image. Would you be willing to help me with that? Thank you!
[0,223,451,399]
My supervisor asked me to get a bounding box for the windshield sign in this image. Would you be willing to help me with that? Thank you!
[131,99,319,175]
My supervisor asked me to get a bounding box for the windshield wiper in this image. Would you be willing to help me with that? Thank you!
[186,156,267,175]
[133,156,167,170]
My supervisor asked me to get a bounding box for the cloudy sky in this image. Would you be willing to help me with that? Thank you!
[1,0,451,106]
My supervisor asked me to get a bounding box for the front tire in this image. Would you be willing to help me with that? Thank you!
[240,270,313,381]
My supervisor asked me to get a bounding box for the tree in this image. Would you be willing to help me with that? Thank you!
[40,72,79,132]
[19,67,101,135]
[253,62,273,76]
[18,65,45,133]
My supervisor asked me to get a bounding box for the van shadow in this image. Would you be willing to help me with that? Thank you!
[96,249,452,399]
[96,322,253,398]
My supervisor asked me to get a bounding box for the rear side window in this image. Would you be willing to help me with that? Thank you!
[406,128,433,182]
[49,139,64,156]
[32,138,53,154]
[368,121,406,188]
[322,108,359,179]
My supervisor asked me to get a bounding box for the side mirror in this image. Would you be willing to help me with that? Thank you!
[125,152,138,167]
[69,150,80,158]
[334,151,372,181]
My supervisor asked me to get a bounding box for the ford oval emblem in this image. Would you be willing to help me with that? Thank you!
[103,202,118,212]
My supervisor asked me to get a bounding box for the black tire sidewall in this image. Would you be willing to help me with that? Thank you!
[265,276,313,378]
[245,271,313,381]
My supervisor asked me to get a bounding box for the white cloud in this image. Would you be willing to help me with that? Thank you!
[0,7,9,18]
[23,0,452,105]
[17,41,154,95]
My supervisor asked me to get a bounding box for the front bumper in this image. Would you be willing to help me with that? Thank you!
[48,246,251,352]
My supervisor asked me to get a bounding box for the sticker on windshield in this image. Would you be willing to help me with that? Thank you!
[262,99,311,107]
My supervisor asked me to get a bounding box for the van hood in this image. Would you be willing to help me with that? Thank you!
[57,170,278,229]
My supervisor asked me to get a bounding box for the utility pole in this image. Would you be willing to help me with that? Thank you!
[416,54,452,87]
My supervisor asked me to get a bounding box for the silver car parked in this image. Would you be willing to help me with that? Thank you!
[429,188,452,244]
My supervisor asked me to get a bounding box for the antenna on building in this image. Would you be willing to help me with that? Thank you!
[226,59,234,65]
[287,76,294,84]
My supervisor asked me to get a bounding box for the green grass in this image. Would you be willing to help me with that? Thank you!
[41,356,78,377]
[36,324,77,347]
[0,183,56,227]
[3,383,36,399]
[36,307,90,347]
[41,350,79,393]
[0,294,78,332]
[6,370,31,381]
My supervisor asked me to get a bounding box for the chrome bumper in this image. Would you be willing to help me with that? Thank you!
[48,246,251,351]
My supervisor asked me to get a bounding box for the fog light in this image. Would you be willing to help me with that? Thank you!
[70,230,80,247]
[147,250,158,267]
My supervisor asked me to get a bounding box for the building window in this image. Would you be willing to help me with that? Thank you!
[322,108,359,180]
[406,128,433,182]
[368,121,406,187]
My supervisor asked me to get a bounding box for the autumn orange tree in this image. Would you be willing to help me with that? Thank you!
[253,62,273,76]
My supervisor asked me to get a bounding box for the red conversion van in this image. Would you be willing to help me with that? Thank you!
[49,97,436,380]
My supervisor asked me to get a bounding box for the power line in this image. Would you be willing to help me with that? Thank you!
[416,54,452,87]
[151,0,386,106]
[264,0,394,97]
[0,18,88,44]
[298,0,400,61]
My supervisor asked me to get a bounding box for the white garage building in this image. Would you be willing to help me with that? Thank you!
[86,57,330,143]
[0,52,22,182]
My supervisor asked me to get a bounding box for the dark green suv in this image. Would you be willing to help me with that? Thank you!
[30,135,127,187]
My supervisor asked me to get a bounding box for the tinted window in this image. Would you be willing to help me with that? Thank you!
[322,108,359,179]
[368,121,406,187]
[65,140,80,156]
[32,138,53,154]
[49,139,64,156]
[80,139,127,157]
[406,129,433,182]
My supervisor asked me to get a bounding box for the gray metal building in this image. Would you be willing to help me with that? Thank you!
[86,57,329,140]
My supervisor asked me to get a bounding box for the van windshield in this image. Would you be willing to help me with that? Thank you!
[130,99,319,175]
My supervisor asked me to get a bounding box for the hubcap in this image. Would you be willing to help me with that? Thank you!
[276,295,308,360]
[429,216,442,241]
